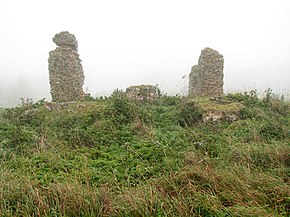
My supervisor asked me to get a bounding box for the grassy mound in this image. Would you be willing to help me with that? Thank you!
[0,91,289,216]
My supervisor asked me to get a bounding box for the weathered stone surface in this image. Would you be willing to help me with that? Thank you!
[189,48,224,98]
[53,31,78,51]
[188,65,199,97]
[126,85,160,102]
[197,98,242,123]
[203,110,238,123]
[48,31,85,102]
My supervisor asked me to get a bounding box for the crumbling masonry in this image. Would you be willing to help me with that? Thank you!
[126,85,160,102]
[48,31,85,102]
[189,48,224,97]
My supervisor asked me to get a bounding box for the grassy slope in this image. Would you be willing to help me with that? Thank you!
[0,94,289,216]
[0,107,5,113]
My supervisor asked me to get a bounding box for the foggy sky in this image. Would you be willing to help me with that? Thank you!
[0,0,290,107]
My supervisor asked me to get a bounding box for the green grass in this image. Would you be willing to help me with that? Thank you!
[0,107,5,113]
[196,97,243,113]
[0,92,289,216]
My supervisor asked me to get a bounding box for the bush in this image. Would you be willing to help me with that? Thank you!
[158,95,181,106]
[226,90,259,106]
[0,124,38,152]
[2,98,46,128]
[259,121,285,142]
[177,100,203,127]
[226,120,261,143]
[239,107,254,119]
[107,90,135,125]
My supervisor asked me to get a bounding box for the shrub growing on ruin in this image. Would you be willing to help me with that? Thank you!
[177,100,203,127]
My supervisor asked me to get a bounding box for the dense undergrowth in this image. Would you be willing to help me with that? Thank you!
[0,90,289,216]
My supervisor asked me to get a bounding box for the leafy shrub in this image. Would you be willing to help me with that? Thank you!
[158,95,181,106]
[61,127,96,147]
[2,98,46,128]
[261,89,289,116]
[177,100,203,127]
[226,90,259,106]
[269,99,289,116]
[0,124,38,152]
[226,120,261,143]
[239,107,254,119]
[262,88,274,108]
[107,91,135,125]
[259,121,285,142]
[81,93,96,101]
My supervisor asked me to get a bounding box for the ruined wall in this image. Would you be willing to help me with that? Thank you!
[189,48,224,98]
[126,85,160,102]
[48,31,85,102]
[188,65,199,97]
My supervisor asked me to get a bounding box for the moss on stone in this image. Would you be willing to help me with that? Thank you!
[197,99,243,113]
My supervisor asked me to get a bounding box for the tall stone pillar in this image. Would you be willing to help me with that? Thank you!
[48,31,85,102]
[189,47,224,98]
[198,48,224,97]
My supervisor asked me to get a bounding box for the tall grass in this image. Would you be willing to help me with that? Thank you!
[0,91,289,216]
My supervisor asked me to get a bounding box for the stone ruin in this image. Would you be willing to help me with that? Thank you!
[126,85,160,102]
[48,31,85,102]
[189,47,224,98]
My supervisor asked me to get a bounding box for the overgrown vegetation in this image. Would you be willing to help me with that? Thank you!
[0,107,5,114]
[0,90,289,216]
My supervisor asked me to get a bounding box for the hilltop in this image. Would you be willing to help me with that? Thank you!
[0,90,289,216]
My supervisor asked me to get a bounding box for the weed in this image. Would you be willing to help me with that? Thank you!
[0,92,289,216]
[177,100,203,127]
